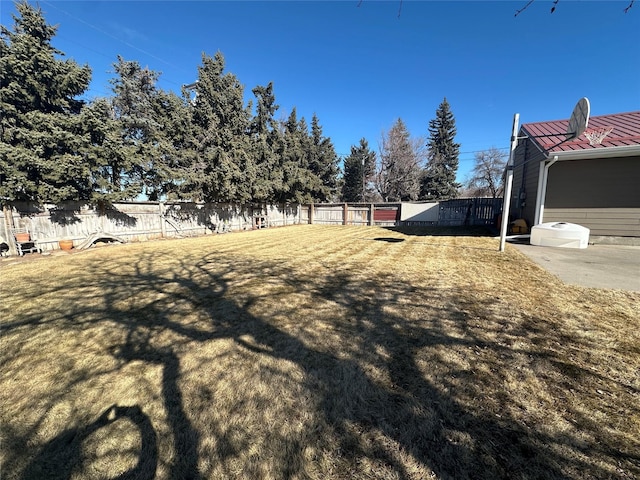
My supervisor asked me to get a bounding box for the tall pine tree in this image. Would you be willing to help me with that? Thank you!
[249,82,283,203]
[277,109,315,204]
[0,0,92,205]
[341,138,376,202]
[421,98,461,200]
[105,57,162,200]
[150,88,194,200]
[187,52,253,203]
[309,114,339,202]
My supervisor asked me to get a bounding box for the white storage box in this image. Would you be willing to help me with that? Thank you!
[530,222,590,249]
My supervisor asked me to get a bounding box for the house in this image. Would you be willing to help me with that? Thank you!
[509,110,640,239]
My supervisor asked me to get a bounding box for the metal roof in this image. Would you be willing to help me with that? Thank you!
[521,110,640,154]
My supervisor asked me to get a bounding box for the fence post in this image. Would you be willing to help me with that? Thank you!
[471,198,477,225]
[159,202,166,238]
[309,203,314,225]
[343,203,348,225]
[369,204,374,226]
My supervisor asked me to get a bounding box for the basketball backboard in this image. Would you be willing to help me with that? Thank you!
[566,97,590,140]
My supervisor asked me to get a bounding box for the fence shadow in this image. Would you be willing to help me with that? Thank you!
[385,225,495,237]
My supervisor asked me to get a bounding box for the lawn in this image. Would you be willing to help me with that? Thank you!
[1,225,638,480]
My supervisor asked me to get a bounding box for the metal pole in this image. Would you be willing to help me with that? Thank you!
[499,113,519,252]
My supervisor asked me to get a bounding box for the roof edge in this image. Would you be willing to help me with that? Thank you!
[519,125,547,154]
[545,144,640,160]
[521,110,640,128]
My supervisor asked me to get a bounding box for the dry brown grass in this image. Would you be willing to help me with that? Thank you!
[1,225,638,480]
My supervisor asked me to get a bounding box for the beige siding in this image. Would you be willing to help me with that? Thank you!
[546,156,640,208]
[509,137,544,226]
[543,155,640,236]
[544,208,640,237]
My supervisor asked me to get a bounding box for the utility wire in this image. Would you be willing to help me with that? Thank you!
[37,2,514,161]
[338,146,510,158]
[41,0,191,86]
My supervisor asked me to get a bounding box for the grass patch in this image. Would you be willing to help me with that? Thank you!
[1,225,638,479]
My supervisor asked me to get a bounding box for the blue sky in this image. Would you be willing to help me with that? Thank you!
[2,1,638,183]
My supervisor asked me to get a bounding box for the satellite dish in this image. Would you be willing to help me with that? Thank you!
[566,97,590,140]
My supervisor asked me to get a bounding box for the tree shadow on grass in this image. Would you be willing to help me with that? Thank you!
[110,329,201,480]
[4,249,638,479]
[20,405,157,480]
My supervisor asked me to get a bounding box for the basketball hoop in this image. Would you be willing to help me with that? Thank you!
[583,126,613,146]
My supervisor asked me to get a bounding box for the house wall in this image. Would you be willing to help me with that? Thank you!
[543,208,640,237]
[546,156,639,207]
[509,136,544,228]
[544,155,640,237]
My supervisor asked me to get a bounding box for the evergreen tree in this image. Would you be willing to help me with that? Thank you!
[250,82,283,203]
[376,118,421,202]
[277,109,316,204]
[97,58,194,202]
[341,138,376,202]
[187,52,253,203]
[421,97,461,200]
[150,89,194,200]
[79,97,128,203]
[103,57,158,200]
[309,114,339,202]
[0,1,92,205]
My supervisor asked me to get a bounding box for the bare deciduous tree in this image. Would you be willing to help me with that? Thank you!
[464,147,507,198]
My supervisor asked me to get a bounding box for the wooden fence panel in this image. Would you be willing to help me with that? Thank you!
[312,204,346,224]
[437,198,502,227]
[347,206,370,226]
[300,205,310,224]
[305,203,396,226]
[0,202,303,254]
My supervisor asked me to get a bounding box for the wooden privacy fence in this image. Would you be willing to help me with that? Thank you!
[1,198,502,255]
[300,203,400,227]
[302,199,502,228]
[1,201,301,254]
[437,198,503,227]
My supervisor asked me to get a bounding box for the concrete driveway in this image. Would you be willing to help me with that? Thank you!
[511,242,640,292]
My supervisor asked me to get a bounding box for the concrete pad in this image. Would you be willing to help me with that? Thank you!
[511,242,640,292]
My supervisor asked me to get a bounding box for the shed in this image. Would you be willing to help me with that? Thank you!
[509,110,640,238]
